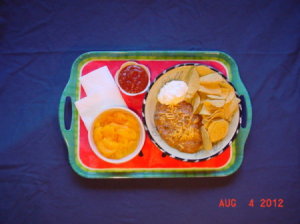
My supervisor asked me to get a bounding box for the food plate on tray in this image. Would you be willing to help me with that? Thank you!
[58,51,252,178]
[143,63,241,162]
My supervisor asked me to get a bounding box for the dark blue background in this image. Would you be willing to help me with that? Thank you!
[0,0,299,223]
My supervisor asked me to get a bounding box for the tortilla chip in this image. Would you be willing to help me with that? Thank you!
[224,97,240,121]
[199,73,225,84]
[198,84,222,95]
[225,88,236,103]
[191,93,201,113]
[183,66,196,83]
[196,65,215,77]
[207,94,225,100]
[199,104,211,116]
[185,67,201,100]
[205,99,225,108]
[207,119,229,143]
[202,109,226,128]
[201,126,212,150]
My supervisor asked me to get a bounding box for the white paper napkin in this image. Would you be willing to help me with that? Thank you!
[75,66,127,130]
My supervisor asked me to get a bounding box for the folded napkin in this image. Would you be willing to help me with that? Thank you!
[75,66,127,130]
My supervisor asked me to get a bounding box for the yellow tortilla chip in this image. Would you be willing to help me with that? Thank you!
[207,94,225,100]
[225,88,236,103]
[201,126,212,150]
[198,84,222,95]
[207,109,225,119]
[199,104,211,116]
[220,80,232,89]
[182,66,194,83]
[191,93,201,113]
[205,99,225,108]
[196,65,215,77]
[202,109,226,128]
[224,97,240,121]
[218,85,233,99]
[207,119,229,143]
[199,73,225,84]
[185,67,201,100]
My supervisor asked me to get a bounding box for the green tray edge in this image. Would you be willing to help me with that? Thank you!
[58,51,252,178]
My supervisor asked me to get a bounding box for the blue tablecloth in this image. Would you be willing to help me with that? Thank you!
[0,0,299,223]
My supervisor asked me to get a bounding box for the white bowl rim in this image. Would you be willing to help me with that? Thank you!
[88,107,146,164]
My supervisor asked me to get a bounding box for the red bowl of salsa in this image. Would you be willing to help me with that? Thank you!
[115,62,150,96]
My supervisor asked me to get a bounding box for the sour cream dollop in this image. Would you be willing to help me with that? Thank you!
[157,80,188,105]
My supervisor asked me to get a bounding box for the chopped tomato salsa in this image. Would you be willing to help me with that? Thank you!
[118,65,148,93]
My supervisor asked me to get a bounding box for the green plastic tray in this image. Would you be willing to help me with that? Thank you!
[58,51,252,178]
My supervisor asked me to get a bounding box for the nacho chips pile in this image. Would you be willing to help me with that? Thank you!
[184,65,240,150]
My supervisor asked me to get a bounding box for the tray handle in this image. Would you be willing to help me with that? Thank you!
[237,88,252,142]
[220,51,252,143]
[58,81,77,145]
